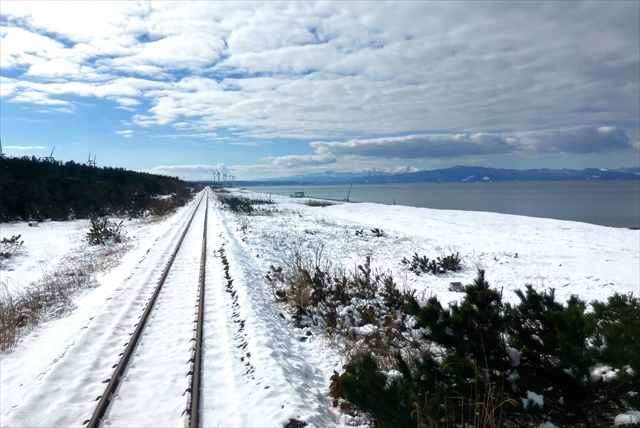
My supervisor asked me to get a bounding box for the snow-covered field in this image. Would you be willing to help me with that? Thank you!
[1,187,638,427]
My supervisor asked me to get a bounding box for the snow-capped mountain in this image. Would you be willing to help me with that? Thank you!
[248,166,640,185]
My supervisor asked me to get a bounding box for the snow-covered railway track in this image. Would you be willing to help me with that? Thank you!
[86,188,210,428]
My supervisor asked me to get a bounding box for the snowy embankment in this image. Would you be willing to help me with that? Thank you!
[226,187,639,308]
[0,187,638,427]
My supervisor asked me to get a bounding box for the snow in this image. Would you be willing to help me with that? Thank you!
[615,411,640,426]
[523,390,545,409]
[0,220,85,292]
[591,364,619,382]
[1,187,639,427]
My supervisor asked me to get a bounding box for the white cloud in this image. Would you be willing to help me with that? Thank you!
[112,97,140,107]
[159,132,219,139]
[294,127,634,160]
[0,1,638,166]
[4,145,46,150]
[266,154,337,168]
[516,126,632,154]
[10,91,70,105]
[116,130,133,137]
[0,25,65,68]
[311,134,516,159]
[36,107,74,114]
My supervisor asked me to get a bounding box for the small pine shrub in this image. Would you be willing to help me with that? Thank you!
[304,199,336,207]
[221,195,273,213]
[86,215,125,245]
[419,269,511,373]
[0,235,24,259]
[401,253,432,275]
[438,251,461,272]
[333,268,639,427]
[402,251,462,275]
[338,353,415,428]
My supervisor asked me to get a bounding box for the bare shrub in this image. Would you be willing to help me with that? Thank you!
[0,245,124,351]
[237,215,251,232]
[267,239,422,361]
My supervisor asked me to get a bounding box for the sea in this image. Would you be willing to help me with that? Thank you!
[245,181,640,229]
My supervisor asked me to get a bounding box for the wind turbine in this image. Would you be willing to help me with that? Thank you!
[211,168,216,181]
[0,138,5,158]
[43,146,56,162]
[223,173,227,182]
[87,151,97,167]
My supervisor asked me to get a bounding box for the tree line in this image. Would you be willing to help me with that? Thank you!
[0,156,193,221]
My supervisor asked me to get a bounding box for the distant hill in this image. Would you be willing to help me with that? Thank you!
[0,156,193,221]
[234,165,640,185]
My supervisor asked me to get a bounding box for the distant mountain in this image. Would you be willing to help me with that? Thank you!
[246,165,640,185]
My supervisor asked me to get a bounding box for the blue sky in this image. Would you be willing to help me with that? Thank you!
[1,1,639,180]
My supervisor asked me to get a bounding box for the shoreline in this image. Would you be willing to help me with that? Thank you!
[242,181,640,229]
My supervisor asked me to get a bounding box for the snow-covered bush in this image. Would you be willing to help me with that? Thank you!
[0,235,23,260]
[332,269,640,427]
[266,241,419,360]
[86,215,125,245]
[219,195,273,214]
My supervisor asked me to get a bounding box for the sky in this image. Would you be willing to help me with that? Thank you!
[1,1,639,181]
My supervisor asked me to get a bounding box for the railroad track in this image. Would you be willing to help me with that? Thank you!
[85,187,210,428]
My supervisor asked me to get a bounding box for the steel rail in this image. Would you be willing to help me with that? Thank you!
[86,189,207,428]
[188,189,208,428]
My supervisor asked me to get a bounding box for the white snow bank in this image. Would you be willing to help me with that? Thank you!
[615,411,640,426]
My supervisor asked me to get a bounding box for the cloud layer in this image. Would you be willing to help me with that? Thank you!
[1,1,638,178]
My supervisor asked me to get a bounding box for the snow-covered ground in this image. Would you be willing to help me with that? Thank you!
[1,187,638,427]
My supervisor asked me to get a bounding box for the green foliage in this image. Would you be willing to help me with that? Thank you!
[591,293,640,410]
[0,235,24,259]
[267,235,637,426]
[336,349,516,428]
[303,199,336,207]
[86,216,125,245]
[420,270,510,372]
[439,252,462,273]
[333,268,640,427]
[0,156,191,221]
[339,353,415,428]
[401,251,462,275]
[505,286,600,424]
[220,195,274,213]
[592,293,640,375]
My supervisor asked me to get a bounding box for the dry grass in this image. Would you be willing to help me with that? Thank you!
[0,245,124,350]
[417,362,517,428]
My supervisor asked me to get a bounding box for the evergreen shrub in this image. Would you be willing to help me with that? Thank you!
[333,269,640,427]
[86,215,125,245]
[401,251,462,275]
[0,235,24,259]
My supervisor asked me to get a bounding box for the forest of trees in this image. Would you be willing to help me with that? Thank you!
[0,156,194,221]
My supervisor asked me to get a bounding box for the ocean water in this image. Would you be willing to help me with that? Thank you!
[245,181,640,229]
